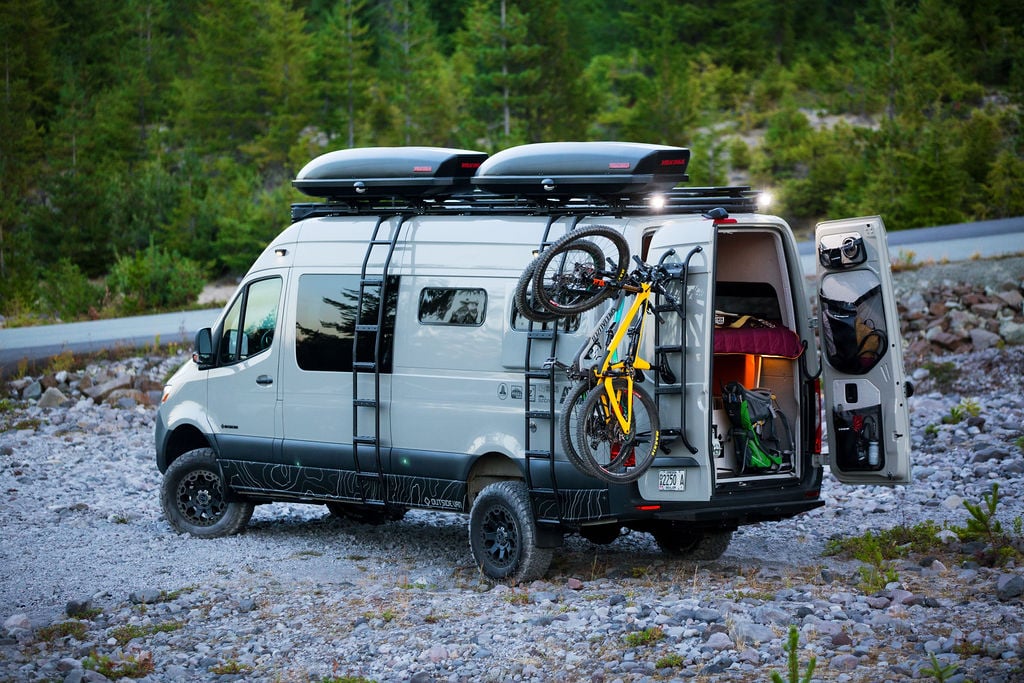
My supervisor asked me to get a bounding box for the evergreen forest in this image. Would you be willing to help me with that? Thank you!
[1,0,1022,320]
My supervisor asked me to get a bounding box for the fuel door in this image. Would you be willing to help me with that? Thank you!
[816,216,912,484]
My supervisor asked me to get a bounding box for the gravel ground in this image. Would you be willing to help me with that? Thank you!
[1,259,1023,682]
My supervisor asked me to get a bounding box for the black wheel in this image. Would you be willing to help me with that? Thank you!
[161,448,254,538]
[652,525,733,561]
[581,524,623,545]
[576,381,660,484]
[514,258,562,323]
[326,501,408,525]
[469,481,553,583]
[533,226,630,316]
[560,380,601,478]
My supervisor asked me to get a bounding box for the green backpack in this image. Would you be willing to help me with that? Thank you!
[722,381,793,473]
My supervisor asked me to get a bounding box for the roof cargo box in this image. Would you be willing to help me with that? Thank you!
[293,146,488,199]
[472,141,690,198]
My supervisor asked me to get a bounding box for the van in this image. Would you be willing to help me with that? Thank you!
[155,142,912,582]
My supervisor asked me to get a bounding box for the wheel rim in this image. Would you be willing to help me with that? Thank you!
[176,469,227,527]
[481,505,520,571]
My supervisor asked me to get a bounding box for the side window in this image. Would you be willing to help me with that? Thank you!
[220,277,282,364]
[295,274,399,373]
[418,288,486,326]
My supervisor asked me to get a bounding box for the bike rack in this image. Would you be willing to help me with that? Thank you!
[351,214,408,510]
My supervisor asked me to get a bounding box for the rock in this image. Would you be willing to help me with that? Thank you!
[65,599,92,618]
[37,387,69,408]
[22,381,42,401]
[705,631,733,650]
[1001,321,1024,345]
[996,574,1024,601]
[970,328,1002,351]
[83,374,131,403]
[3,613,30,632]
[128,589,162,605]
[567,577,584,591]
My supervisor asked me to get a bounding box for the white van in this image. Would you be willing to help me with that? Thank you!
[155,142,912,582]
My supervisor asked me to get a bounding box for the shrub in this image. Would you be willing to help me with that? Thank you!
[108,243,205,315]
[37,258,105,320]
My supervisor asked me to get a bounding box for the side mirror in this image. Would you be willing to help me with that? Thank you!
[194,328,214,368]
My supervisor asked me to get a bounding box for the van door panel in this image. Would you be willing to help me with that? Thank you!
[816,216,911,484]
[641,218,715,502]
[207,273,285,465]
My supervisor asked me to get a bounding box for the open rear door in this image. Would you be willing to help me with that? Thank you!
[816,217,912,484]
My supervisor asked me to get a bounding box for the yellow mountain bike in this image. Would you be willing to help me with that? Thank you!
[517,225,700,484]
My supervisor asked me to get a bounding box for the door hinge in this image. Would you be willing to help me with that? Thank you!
[808,316,819,330]
[811,452,824,468]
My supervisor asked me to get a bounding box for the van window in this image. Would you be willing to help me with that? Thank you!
[418,288,486,326]
[220,276,282,364]
[295,274,399,373]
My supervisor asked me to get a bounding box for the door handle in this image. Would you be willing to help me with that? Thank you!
[256,375,274,385]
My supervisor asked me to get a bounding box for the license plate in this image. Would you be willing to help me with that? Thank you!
[657,469,686,492]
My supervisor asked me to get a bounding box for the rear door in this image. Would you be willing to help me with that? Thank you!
[815,216,911,484]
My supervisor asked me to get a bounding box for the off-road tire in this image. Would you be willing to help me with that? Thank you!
[514,258,563,323]
[469,481,553,583]
[161,448,254,538]
[652,525,734,561]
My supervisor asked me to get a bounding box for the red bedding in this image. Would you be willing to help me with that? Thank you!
[713,326,804,359]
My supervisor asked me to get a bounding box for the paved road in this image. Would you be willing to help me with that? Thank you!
[2,217,1022,370]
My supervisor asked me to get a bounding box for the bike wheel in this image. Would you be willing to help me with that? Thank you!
[514,257,562,323]
[576,381,660,484]
[533,226,630,316]
[560,380,601,478]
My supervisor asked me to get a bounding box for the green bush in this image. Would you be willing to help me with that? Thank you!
[108,243,205,315]
[38,258,104,320]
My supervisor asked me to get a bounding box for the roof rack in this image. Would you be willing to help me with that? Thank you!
[289,143,760,222]
[290,185,760,222]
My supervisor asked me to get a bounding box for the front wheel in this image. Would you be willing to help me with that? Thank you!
[576,381,660,484]
[160,448,254,538]
[533,226,630,316]
[469,481,553,583]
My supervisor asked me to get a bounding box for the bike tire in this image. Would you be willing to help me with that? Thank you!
[514,257,562,323]
[560,380,601,478]
[533,226,630,316]
[576,381,660,484]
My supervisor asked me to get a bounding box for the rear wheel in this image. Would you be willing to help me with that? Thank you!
[652,525,734,561]
[576,381,660,484]
[469,481,553,583]
[533,226,630,316]
[161,448,254,538]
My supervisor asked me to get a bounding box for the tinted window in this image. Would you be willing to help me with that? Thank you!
[295,274,399,372]
[418,288,486,326]
[219,277,281,364]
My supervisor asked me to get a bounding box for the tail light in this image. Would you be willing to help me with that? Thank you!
[813,377,823,454]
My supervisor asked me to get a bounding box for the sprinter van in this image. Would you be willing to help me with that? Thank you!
[155,142,911,582]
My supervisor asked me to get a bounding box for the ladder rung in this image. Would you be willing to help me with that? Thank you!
[655,384,683,394]
[527,330,555,340]
[353,362,377,371]
[361,278,384,286]
[525,449,553,458]
[526,411,552,420]
[355,324,379,333]
[353,435,377,445]
[354,399,377,407]
[524,370,551,379]
[356,471,382,480]
[656,344,683,353]
[369,239,394,245]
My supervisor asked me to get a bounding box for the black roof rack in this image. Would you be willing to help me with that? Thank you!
[289,143,760,222]
[290,185,760,222]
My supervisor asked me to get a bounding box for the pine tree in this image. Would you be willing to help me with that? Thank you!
[314,0,373,148]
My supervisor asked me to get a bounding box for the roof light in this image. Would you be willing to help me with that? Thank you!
[757,190,773,211]
[649,194,666,210]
